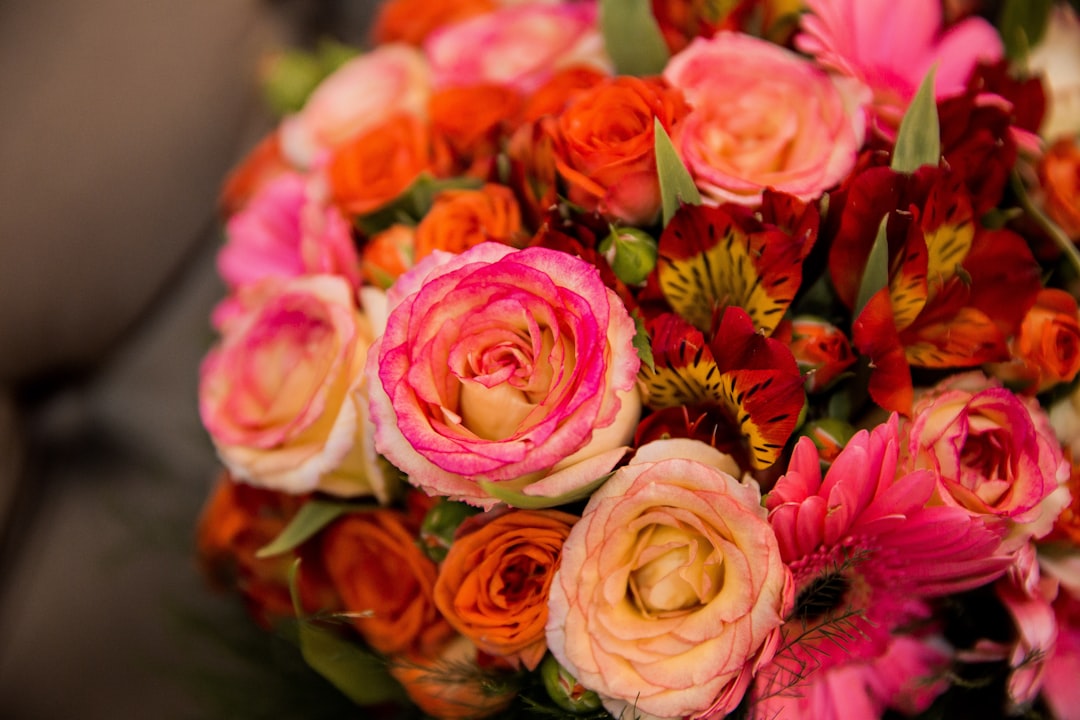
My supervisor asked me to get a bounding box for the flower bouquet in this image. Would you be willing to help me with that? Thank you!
[195,0,1080,717]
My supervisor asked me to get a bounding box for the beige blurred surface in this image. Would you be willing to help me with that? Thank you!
[0,1,344,717]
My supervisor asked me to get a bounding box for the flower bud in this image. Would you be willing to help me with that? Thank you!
[600,226,658,286]
[540,654,602,713]
[419,498,481,562]
[789,316,856,393]
[800,418,856,466]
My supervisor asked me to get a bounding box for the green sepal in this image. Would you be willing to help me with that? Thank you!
[287,561,403,707]
[654,118,701,227]
[262,40,361,117]
[256,500,361,559]
[478,472,613,510]
[599,0,670,76]
[854,215,891,320]
[891,67,940,174]
[998,0,1053,61]
[632,308,656,374]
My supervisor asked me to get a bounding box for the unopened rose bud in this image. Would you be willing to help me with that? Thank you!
[600,226,658,286]
[540,654,602,713]
[801,418,856,466]
[419,498,481,562]
[789,316,857,393]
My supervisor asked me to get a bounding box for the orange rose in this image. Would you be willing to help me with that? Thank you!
[321,509,454,656]
[388,636,515,720]
[414,184,525,261]
[373,0,495,46]
[521,65,607,123]
[991,288,1080,393]
[434,508,577,670]
[197,473,339,628]
[552,76,689,224]
[1040,136,1080,240]
[430,83,522,178]
[328,114,430,216]
[362,224,416,290]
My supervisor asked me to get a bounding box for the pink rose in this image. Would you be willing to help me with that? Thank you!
[200,276,392,500]
[279,44,431,168]
[423,2,610,93]
[663,32,866,206]
[367,242,641,508]
[218,172,360,290]
[907,372,1070,541]
[546,439,792,720]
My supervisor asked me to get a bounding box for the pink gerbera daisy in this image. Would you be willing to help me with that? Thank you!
[757,415,1009,702]
[795,0,1004,134]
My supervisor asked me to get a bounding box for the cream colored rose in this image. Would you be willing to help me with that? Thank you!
[199,276,393,500]
[1028,4,1080,141]
[279,44,431,168]
[545,439,792,720]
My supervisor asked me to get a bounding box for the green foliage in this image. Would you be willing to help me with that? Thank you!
[262,40,360,116]
[478,472,613,510]
[256,500,360,559]
[854,215,891,319]
[998,0,1054,61]
[891,68,940,173]
[654,119,702,227]
[599,0,670,76]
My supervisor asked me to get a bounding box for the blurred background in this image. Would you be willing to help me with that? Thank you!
[0,1,376,717]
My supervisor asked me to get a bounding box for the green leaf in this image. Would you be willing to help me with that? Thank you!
[655,118,701,227]
[355,174,483,236]
[891,68,940,174]
[256,500,358,559]
[854,215,891,319]
[632,308,655,374]
[478,472,613,510]
[261,40,361,117]
[998,0,1053,60]
[287,562,403,707]
[599,0,670,76]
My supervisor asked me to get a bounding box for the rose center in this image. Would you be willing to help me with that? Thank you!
[495,552,548,607]
[627,524,724,617]
[959,428,1013,505]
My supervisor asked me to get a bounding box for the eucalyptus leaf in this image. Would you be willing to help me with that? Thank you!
[655,118,701,227]
[854,215,891,319]
[478,472,613,510]
[256,500,357,559]
[998,0,1053,60]
[599,0,670,76]
[891,68,940,174]
[287,562,403,707]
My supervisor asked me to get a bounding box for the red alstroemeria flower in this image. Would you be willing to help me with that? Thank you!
[656,200,818,337]
[828,165,1042,414]
[639,308,805,469]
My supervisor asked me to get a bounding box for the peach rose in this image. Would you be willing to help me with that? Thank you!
[907,372,1070,542]
[424,2,610,93]
[433,508,576,670]
[546,439,793,720]
[368,242,641,508]
[552,76,690,224]
[279,44,431,168]
[664,32,866,206]
[414,184,525,261]
[199,276,390,500]
[327,114,431,217]
[321,509,455,657]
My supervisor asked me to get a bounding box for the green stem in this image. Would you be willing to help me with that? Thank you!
[1011,170,1080,279]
